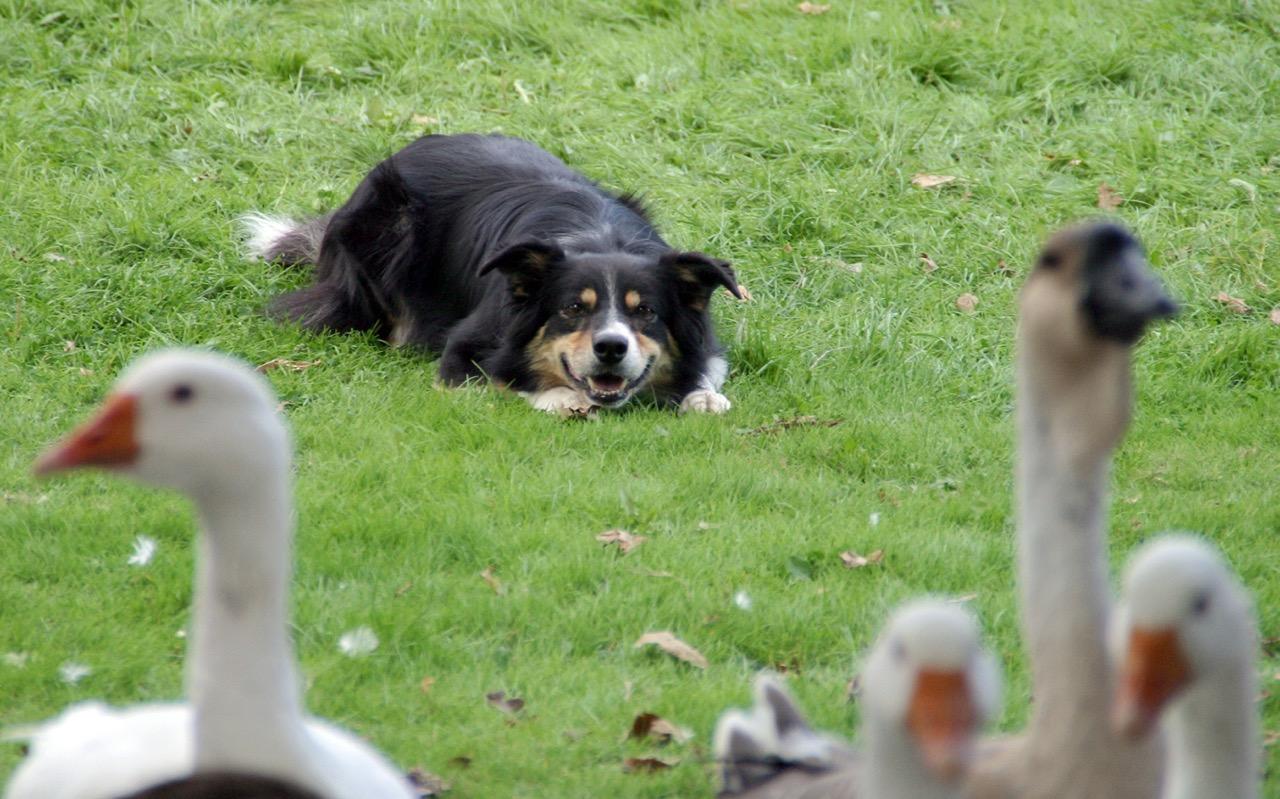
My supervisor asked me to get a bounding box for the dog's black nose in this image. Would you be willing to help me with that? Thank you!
[593,334,628,364]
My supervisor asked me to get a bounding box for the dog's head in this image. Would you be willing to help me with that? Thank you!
[481,242,740,407]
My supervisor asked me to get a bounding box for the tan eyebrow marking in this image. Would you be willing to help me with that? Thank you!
[579,287,597,309]
[624,290,641,310]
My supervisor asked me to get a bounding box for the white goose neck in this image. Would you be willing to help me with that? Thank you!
[860,720,961,799]
[1163,663,1259,799]
[186,461,319,780]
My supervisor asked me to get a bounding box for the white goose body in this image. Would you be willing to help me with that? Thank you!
[1112,537,1260,799]
[5,351,414,799]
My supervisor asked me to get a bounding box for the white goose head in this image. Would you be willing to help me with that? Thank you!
[1110,535,1254,738]
[861,600,1001,782]
[35,350,286,498]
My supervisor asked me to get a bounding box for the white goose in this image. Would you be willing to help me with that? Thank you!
[1111,536,1260,799]
[5,350,415,799]
[713,600,999,799]
[966,222,1177,799]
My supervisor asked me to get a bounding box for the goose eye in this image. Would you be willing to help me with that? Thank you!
[1190,591,1210,617]
[170,384,194,404]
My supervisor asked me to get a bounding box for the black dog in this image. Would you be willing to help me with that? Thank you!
[245,134,741,415]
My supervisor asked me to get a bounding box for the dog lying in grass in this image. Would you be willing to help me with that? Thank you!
[245,134,741,416]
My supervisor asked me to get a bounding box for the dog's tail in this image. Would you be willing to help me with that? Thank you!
[240,212,333,267]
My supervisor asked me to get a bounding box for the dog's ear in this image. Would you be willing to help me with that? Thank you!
[661,251,741,310]
[479,241,566,299]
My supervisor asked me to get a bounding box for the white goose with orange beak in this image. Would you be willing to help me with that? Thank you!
[1111,536,1260,799]
[5,351,414,799]
[712,599,999,799]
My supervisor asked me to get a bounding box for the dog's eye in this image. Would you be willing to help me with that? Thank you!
[560,302,587,319]
[633,303,656,320]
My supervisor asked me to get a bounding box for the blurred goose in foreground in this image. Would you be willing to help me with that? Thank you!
[713,600,999,798]
[1111,536,1260,799]
[967,222,1177,799]
[4,350,414,799]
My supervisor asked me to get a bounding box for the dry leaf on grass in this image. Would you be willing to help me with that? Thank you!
[420,676,436,694]
[597,529,648,554]
[486,690,525,714]
[956,292,979,313]
[44,252,68,263]
[844,675,861,702]
[839,549,884,569]
[411,113,440,127]
[257,358,319,373]
[623,757,676,773]
[78,367,94,376]
[63,340,76,352]
[796,2,830,14]
[1270,308,1280,325]
[996,259,1016,277]
[1097,183,1123,211]
[740,415,842,436]
[920,252,939,273]
[1215,292,1251,314]
[911,174,957,189]
[634,631,708,669]
[480,566,505,595]
[447,756,472,769]
[628,712,693,744]
[406,767,451,797]
[395,580,413,597]
[1265,730,1280,748]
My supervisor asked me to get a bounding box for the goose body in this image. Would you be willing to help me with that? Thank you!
[713,600,998,799]
[966,222,1177,799]
[1111,536,1260,799]
[5,351,414,799]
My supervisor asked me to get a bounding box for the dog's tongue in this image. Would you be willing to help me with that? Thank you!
[589,374,625,393]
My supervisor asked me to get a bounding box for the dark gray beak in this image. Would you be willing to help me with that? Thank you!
[1080,224,1178,343]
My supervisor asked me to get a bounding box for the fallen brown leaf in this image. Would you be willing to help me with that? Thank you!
[78,367,94,376]
[597,529,648,554]
[623,757,676,773]
[43,252,68,263]
[447,756,472,769]
[796,2,830,14]
[1271,308,1280,325]
[911,174,957,189]
[406,767,451,797]
[1097,182,1123,211]
[63,340,76,352]
[411,113,440,127]
[629,712,692,744]
[256,358,319,373]
[996,259,1016,277]
[920,252,939,273]
[420,676,436,694]
[395,580,413,597]
[839,549,885,569]
[480,566,505,595]
[634,631,708,669]
[956,292,979,313]
[485,690,525,714]
[1215,292,1251,314]
[741,415,842,436]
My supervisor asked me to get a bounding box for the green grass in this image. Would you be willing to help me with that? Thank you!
[3,0,1280,795]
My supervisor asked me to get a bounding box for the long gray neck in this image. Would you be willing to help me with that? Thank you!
[1015,338,1164,798]
[1163,663,1259,799]
[860,717,962,799]
[186,466,320,781]
[1016,343,1128,740]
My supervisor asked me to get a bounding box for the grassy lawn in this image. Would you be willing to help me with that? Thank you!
[3,0,1279,795]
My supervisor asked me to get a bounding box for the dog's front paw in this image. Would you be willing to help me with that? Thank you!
[527,387,597,418]
[680,389,731,414]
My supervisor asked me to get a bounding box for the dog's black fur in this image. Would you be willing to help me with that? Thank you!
[250,134,740,413]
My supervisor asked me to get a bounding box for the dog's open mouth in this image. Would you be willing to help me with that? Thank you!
[562,356,653,407]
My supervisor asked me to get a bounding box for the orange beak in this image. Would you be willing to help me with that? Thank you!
[906,669,977,782]
[1112,627,1191,739]
[34,394,140,476]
